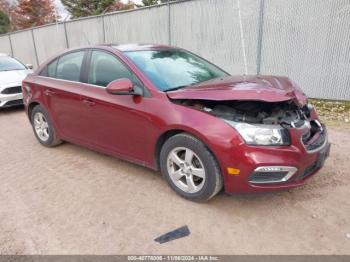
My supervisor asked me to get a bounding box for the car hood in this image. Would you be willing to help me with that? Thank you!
[166,75,307,106]
[0,70,32,86]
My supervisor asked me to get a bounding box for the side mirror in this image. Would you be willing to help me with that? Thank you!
[106,78,143,96]
[25,64,33,70]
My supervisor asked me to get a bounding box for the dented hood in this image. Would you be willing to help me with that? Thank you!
[166,75,307,106]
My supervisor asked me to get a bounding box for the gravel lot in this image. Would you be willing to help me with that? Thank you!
[0,107,349,255]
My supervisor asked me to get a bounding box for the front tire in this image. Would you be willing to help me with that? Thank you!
[31,105,62,147]
[160,133,223,201]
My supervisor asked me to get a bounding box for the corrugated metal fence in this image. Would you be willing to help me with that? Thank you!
[0,0,349,100]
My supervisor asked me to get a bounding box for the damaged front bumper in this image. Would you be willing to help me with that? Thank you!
[221,121,330,194]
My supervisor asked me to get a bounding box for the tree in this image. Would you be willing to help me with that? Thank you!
[11,0,59,30]
[61,0,135,18]
[0,0,10,14]
[0,10,10,34]
[141,0,175,6]
[0,0,15,32]
[108,0,135,13]
[141,0,158,6]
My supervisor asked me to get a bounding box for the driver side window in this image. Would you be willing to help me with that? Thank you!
[88,50,140,87]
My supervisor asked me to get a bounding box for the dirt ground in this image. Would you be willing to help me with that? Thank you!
[0,106,349,255]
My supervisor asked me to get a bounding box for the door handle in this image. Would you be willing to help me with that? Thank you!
[82,98,96,107]
[44,89,55,96]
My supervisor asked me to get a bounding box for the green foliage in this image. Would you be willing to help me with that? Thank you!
[142,0,158,6]
[142,0,174,6]
[61,0,116,18]
[0,10,10,34]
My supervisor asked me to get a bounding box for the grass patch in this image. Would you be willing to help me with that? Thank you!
[309,98,350,129]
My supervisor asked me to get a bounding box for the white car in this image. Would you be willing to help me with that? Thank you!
[0,54,32,108]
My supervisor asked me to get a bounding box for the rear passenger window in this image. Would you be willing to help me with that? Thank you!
[47,59,58,78]
[56,51,85,82]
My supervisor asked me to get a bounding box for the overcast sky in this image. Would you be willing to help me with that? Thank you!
[54,0,144,20]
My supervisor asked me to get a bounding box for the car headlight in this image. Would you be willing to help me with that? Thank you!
[224,120,290,146]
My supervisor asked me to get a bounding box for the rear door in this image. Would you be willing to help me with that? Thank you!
[37,50,88,142]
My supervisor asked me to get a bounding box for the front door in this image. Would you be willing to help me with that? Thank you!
[78,50,155,163]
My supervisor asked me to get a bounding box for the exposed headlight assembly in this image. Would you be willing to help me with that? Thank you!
[224,120,290,146]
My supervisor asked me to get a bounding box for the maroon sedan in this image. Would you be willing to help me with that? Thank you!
[22,44,330,201]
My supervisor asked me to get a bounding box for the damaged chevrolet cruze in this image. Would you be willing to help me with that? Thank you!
[22,44,330,201]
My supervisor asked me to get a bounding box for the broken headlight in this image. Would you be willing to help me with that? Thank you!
[224,120,290,146]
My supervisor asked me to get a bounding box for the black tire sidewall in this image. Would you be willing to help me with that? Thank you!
[160,133,221,201]
[31,105,56,147]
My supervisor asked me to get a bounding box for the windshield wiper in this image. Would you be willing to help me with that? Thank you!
[164,85,189,92]
[165,82,201,92]
[164,77,221,92]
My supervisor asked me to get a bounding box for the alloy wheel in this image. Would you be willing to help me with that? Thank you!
[167,147,206,193]
[33,112,50,142]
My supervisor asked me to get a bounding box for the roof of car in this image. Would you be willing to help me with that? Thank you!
[103,43,175,52]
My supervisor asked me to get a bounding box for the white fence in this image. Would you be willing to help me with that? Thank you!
[0,0,349,100]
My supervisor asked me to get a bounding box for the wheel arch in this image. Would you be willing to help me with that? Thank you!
[154,128,222,177]
[27,101,40,121]
[155,129,184,169]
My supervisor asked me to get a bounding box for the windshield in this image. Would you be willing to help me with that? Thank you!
[0,56,26,72]
[124,49,228,91]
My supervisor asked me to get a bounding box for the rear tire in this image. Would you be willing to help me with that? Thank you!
[160,133,223,201]
[31,105,62,147]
